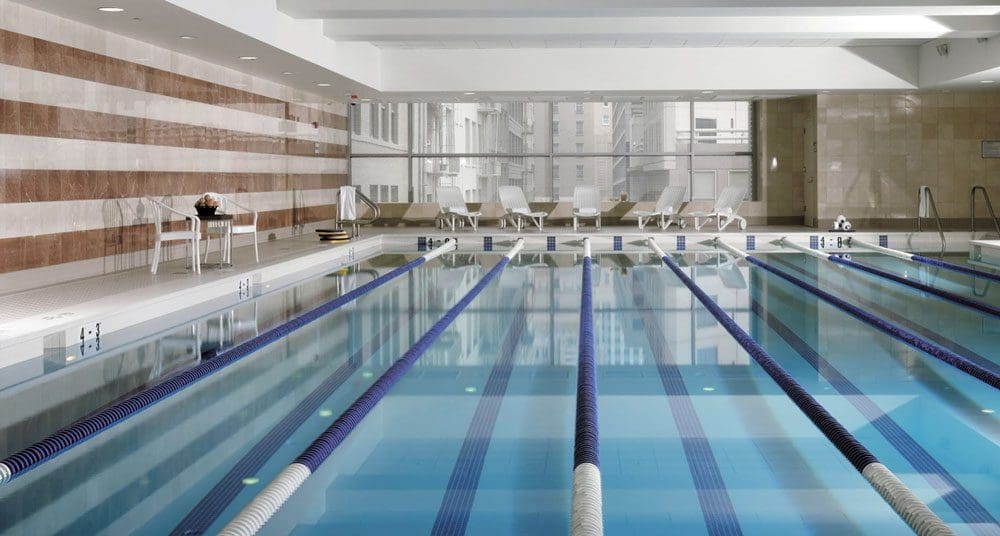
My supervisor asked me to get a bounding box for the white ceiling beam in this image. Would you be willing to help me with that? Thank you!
[279,0,1000,18]
[378,46,919,94]
[322,15,964,41]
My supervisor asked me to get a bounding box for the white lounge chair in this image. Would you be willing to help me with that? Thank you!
[688,185,749,231]
[572,187,601,232]
[436,186,481,231]
[634,185,688,231]
[146,197,201,275]
[499,185,548,231]
[202,192,260,264]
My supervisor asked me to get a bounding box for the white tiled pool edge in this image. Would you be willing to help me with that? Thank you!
[0,237,383,370]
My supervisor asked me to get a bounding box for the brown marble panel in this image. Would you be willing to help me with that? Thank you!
[0,171,347,203]
[0,29,349,131]
[0,99,348,158]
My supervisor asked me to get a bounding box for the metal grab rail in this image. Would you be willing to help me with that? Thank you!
[337,189,381,238]
[971,185,1000,236]
[917,185,945,246]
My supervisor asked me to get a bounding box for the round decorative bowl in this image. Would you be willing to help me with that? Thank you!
[195,206,217,217]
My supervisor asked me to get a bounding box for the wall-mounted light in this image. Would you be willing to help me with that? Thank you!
[936,43,950,57]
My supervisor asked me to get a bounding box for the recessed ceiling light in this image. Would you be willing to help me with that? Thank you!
[983,408,996,414]
[463,92,475,95]
[700,90,715,94]
[97,7,125,12]
[179,35,196,40]
[316,82,331,87]
[281,71,294,75]
[981,80,995,84]
[239,56,258,61]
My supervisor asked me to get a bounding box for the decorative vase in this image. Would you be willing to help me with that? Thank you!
[196,206,217,217]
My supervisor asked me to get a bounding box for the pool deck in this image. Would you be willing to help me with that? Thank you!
[0,224,987,374]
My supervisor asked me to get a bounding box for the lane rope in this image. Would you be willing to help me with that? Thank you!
[219,239,524,536]
[649,238,954,536]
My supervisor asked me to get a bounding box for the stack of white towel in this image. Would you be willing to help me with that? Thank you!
[833,214,853,231]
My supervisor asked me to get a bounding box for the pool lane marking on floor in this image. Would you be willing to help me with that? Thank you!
[429,294,528,536]
[850,237,1000,285]
[763,256,1000,448]
[628,276,743,536]
[782,237,1000,320]
[724,244,1000,391]
[0,240,459,486]
[749,295,1000,534]
[571,239,604,536]
[219,239,525,536]
[765,255,1000,379]
[171,314,409,535]
[650,238,953,536]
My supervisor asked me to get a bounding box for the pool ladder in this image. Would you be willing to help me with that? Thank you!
[337,189,381,238]
[971,185,1000,236]
[916,185,945,245]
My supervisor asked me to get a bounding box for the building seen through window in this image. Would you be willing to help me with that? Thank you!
[350,100,752,203]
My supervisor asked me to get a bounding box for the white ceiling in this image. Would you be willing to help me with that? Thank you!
[15,0,1000,100]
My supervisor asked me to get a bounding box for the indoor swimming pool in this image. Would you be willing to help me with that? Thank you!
[0,244,997,535]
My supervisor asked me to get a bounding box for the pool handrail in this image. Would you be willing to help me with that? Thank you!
[219,238,525,536]
[572,237,604,536]
[650,238,954,536]
[0,240,459,486]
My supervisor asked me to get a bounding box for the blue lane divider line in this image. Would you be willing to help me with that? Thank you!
[171,315,408,535]
[430,296,528,536]
[630,278,742,536]
[547,236,557,252]
[677,235,686,251]
[768,255,1000,377]
[656,252,879,473]
[743,255,1000,390]
[294,256,513,472]
[749,297,999,532]
[911,255,1000,284]
[827,255,1000,319]
[574,256,600,469]
[0,255,432,483]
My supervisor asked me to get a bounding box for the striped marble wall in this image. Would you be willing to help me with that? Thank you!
[0,0,348,278]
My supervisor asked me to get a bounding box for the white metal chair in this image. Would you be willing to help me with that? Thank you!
[499,185,548,231]
[202,192,260,264]
[688,185,749,231]
[634,185,688,231]
[572,186,601,231]
[146,197,201,275]
[436,186,482,231]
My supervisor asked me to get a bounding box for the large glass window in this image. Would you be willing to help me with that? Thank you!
[412,157,550,203]
[349,100,753,203]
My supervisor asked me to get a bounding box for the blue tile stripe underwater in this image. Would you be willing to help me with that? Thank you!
[650,239,953,535]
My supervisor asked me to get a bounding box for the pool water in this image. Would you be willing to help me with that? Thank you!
[0,250,997,535]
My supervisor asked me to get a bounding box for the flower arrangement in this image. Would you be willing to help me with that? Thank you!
[195,194,220,216]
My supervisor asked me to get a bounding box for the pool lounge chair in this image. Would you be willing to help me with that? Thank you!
[572,187,601,231]
[688,185,749,231]
[499,185,548,231]
[436,186,481,231]
[634,185,688,231]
